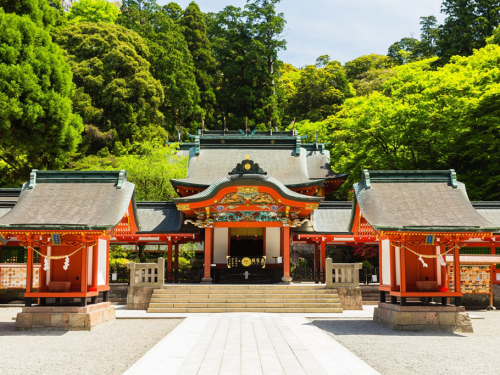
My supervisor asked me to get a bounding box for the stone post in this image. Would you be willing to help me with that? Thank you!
[157,257,165,287]
[129,263,136,287]
[325,258,333,289]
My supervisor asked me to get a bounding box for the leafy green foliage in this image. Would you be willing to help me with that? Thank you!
[117,0,199,135]
[54,22,164,153]
[70,138,188,201]
[0,0,64,29]
[207,0,286,129]
[0,10,83,185]
[67,0,119,24]
[437,0,500,64]
[180,1,216,125]
[328,45,500,200]
[281,61,354,123]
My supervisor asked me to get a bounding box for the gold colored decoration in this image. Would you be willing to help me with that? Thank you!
[246,154,250,160]
[177,204,190,211]
[305,203,319,210]
[221,139,225,144]
[271,140,275,144]
[244,163,251,170]
[219,192,245,205]
[241,257,252,267]
[237,186,259,198]
[250,193,278,204]
[184,219,214,228]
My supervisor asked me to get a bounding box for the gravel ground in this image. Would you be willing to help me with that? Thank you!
[0,307,182,375]
[313,310,500,375]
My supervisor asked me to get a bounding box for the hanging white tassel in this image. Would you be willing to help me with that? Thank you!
[63,255,70,270]
[43,257,50,271]
[418,255,428,268]
[438,254,447,267]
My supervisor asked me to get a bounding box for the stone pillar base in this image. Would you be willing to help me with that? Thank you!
[201,277,213,283]
[373,302,473,332]
[16,302,115,331]
[281,276,292,283]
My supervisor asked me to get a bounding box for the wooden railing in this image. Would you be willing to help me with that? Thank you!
[128,257,165,287]
[325,258,362,288]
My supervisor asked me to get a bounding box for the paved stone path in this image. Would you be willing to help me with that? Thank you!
[124,312,379,375]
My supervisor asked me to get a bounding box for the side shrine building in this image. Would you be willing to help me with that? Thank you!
[0,130,500,319]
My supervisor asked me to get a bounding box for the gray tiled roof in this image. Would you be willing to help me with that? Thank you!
[0,173,135,230]
[472,202,500,232]
[354,179,499,232]
[293,202,353,234]
[172,148,345,188]
[136,202,198,234]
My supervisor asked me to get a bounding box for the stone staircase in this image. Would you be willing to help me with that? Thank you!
[147,285,343,313]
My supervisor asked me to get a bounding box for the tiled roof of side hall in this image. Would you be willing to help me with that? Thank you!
[0,170,136,230]
[351,170,500,233]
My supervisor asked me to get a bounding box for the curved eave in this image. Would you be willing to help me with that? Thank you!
[173,175,324,205]
[0,224,111,231]
[171,178,326,193]
[373,226,498,233]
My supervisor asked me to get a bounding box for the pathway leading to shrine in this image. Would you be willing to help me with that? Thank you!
[123,312,379,375]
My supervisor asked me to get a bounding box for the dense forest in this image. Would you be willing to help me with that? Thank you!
[1,0,500,202]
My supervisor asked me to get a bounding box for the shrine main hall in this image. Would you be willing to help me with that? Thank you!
[0,129,499,325]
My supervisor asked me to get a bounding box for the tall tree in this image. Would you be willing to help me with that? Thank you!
[180,2,216,125]
[117,0,200,135]
[437,0,500,63]
[416,16,439,58]
[208,0,286,129]
[0,0,64,29]
[54,22,164,154]
[387,37,420,64]
[283,61,354,123]
[67,0,120,24]
[0,9,83,184]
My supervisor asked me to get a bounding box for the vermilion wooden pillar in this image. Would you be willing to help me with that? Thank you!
[167,240,172,283]
[314,243,319,271]
[282,226,292,282]
[26,239,33,294]
[174,244,179,283]
[202,228,213,283]
[320,240,326,270]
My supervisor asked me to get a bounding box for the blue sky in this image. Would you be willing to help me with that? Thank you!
[158,0,445,67]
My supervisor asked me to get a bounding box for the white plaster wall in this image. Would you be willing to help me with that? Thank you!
[381,239,391,286]
[265,227,280,265]
[88,246,93,285]
[395,246,400,286]
[97,239,107,286]
[214,228,229,263]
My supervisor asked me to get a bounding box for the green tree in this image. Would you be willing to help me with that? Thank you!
[387,37,419,64]
[180,2,216,125]
[0,0,64,29]
[415,16,439,58]
[208,0,286,129]
[117,0,200,134]
[328,45,500,200]
[437,0,500,64]
[71,140,188,201]
[67,0,120,24]
[284,61,354,123]
[344,54,395,82]
[0,10,83,184]
[54,22,164,154]
[163,1,183,21]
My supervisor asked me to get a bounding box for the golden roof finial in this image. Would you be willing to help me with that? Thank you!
[246,154,250,160]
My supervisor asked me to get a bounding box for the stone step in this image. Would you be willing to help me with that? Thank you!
[158,285,329,290]
[150,298,340,304]
[149,302,343,308]
[147,307,344,313]
[151,293,339,300]
[153,289,335,295]
[362,301,379,305]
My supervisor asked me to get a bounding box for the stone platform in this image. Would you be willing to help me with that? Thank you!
[373,302,473,332]
[16,302,115,331]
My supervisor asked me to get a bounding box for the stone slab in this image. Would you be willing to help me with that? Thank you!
[16,303,115,331]
[373,303,473,333]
